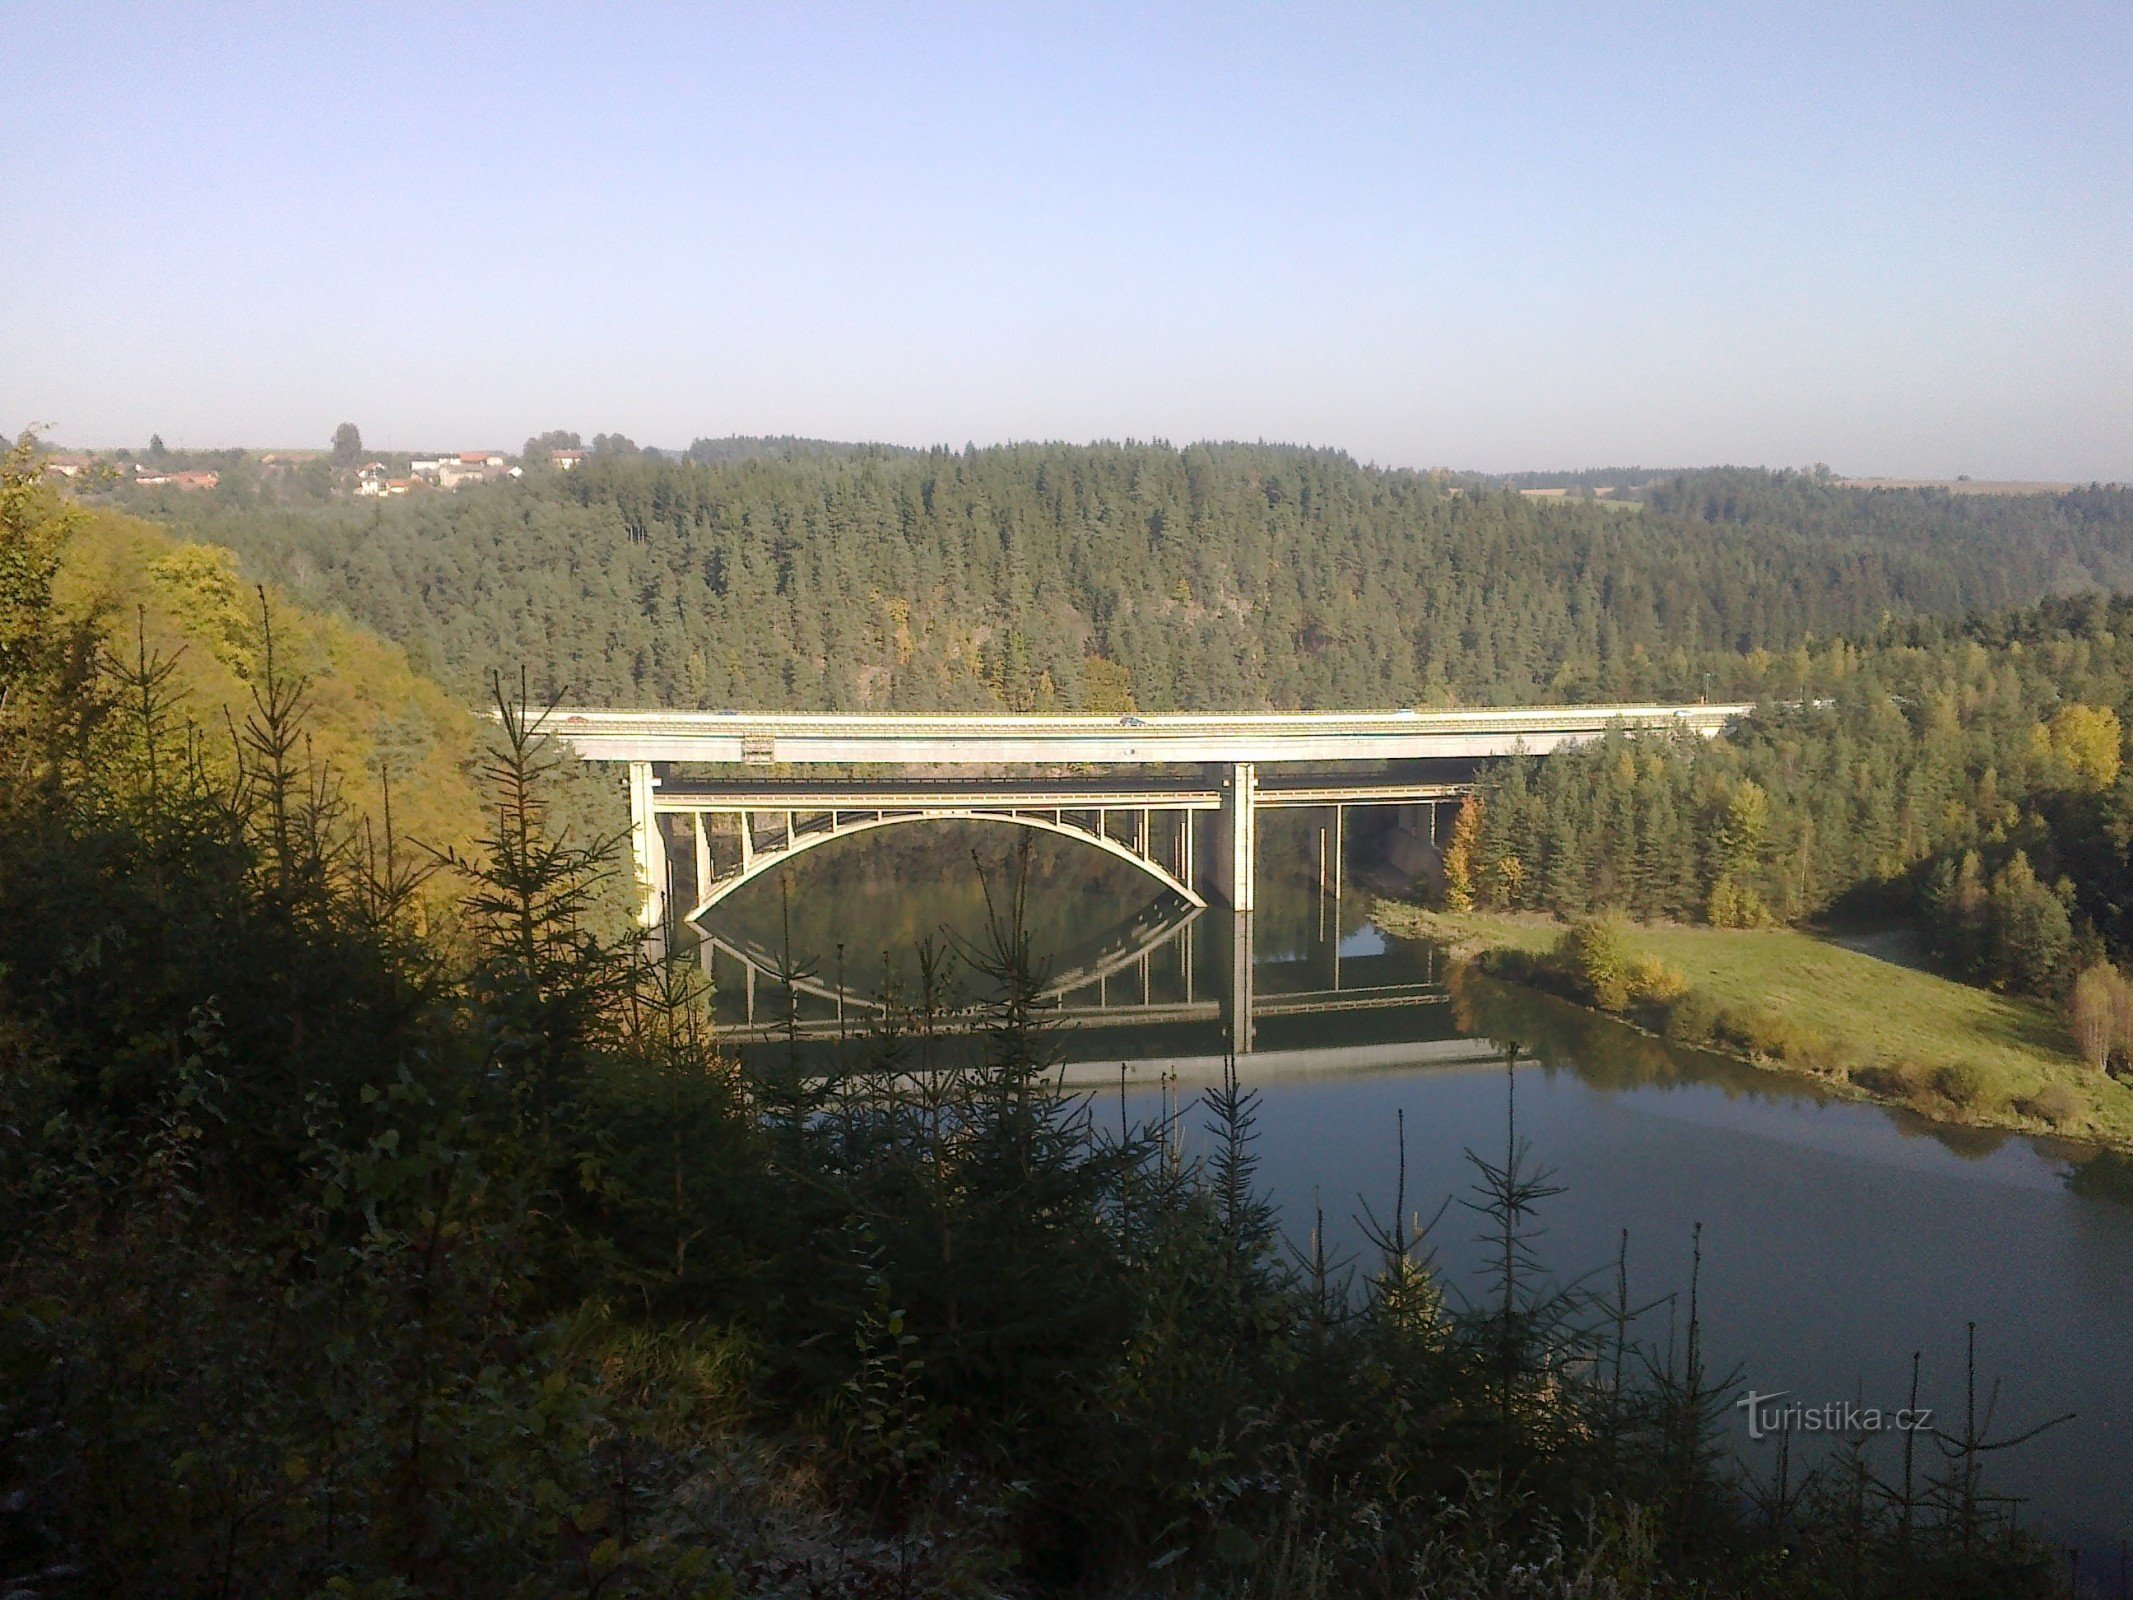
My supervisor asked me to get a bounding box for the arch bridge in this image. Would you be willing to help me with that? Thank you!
[547,703,1750,928]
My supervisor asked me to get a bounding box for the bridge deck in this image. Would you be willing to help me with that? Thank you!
[653,776,1470,812]
[557,703,1752,765]
[656,778,1224,811]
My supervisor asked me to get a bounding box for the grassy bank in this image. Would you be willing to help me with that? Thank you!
[1374,901,2133,1148]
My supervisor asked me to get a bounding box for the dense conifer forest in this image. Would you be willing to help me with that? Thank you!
[1438,596,2133,1009]
[2,435,2084,1595]
[141,445,2133,713]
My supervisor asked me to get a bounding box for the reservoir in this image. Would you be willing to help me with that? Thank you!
[690,811,2133,1550]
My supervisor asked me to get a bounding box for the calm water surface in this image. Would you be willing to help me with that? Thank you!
[691,811,2133,1546]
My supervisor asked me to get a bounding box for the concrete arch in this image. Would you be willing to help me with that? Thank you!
[684,807,1205,922]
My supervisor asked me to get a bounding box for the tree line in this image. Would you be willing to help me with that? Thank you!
[130,446,2133,715]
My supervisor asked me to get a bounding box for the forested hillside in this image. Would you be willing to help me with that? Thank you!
[1446,593,2133,1005]
[52,507,492,862]
[1643,468,2133,594]
[1,436,2076,1595]
[143,444,2133,713]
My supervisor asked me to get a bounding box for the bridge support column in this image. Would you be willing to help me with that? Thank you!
[1332,804,1344,897]
[1229,909,1255,1054]
[1212,762,1257,911]
[628,762,668,929]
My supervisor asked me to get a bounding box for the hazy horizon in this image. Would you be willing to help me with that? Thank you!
[16,427,2112,488]
[6,3,2127,480]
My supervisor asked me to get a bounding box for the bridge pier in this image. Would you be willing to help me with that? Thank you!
[629,761,668,928]
[693,812,712,909]
[1211,762,1258,911]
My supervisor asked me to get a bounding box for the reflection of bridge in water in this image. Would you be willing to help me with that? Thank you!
[694,892,1447,1054]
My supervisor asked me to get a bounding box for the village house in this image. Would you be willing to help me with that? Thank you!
[355,463,418,498]
[409,451,511,489]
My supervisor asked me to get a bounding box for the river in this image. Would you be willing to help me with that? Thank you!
[687,810,2133,1553]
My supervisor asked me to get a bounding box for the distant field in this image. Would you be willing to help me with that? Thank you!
[1514,488,1644,510]
[1513,478,2086,499]
[1838,477,2078,495]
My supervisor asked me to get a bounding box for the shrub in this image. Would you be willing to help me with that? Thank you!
[1628,956,1689,1006]
[1662,989,1720,1045]
[1932,1060,1993,1109]
[1853,1061,1925,1098]
[2020,1081,2083,1129]
[1556,916,1633,1012]
[1714,1005,1833,1068]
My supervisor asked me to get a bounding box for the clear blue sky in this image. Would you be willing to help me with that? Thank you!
[4,2,2127,478]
